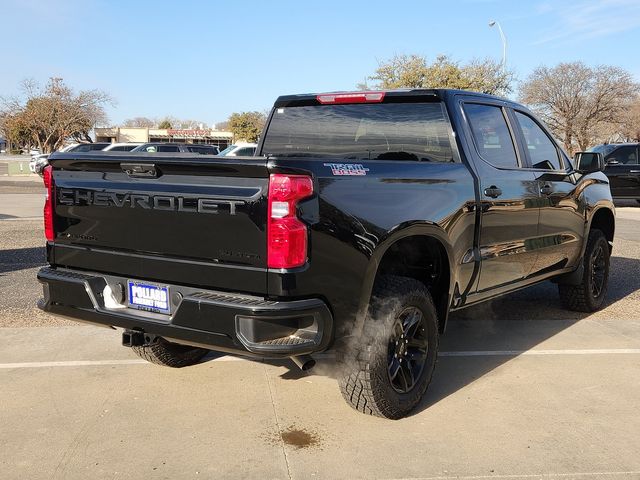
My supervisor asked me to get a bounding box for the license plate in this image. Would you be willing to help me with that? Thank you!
[127,281,170,315]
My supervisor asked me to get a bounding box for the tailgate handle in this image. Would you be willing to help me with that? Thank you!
[121,163,158,178]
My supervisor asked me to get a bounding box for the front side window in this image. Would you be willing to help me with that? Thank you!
[464,103,518,169]
[262,102,455,162]
[606,146,638,165]
[514,111,562,170]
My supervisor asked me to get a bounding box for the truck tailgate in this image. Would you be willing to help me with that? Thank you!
[48,153,269,293]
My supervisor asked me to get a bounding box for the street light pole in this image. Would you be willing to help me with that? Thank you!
[488,20,507,74]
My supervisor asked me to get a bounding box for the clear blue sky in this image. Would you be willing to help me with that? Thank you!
[2,0,639,127]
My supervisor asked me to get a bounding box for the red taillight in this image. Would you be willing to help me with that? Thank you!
[316,91,385,104]
[43,165,55,242]
[267,174,313,269]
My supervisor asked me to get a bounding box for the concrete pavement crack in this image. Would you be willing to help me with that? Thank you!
[264,364,293,480]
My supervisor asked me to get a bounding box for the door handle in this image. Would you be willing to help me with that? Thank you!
[540,184,553,195]
[484,186,502,198]
[630,170,640,173]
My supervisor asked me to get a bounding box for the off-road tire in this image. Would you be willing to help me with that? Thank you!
[558,229,610,312]
[338,275,439,419]
[132,337,209,368]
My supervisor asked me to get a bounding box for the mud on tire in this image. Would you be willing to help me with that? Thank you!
[132,337,209,368]
[338,275,439,419]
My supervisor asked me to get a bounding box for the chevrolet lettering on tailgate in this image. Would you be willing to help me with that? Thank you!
[57,189,243,215]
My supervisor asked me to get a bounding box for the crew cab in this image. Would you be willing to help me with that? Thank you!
[590,143,640,202]
[37,89,615,418]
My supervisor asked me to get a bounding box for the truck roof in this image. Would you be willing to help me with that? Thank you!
[273,88,509,108]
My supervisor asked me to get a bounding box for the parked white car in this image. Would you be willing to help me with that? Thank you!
[218,142,257,156]
[102,142,143,152]
[29,154,50,175]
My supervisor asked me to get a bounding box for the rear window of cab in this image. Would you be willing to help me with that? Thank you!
[262,102,456,163]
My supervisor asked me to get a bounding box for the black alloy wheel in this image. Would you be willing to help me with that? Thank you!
[558,229,610,312]
[338,275,439,419]
[387,307,429,394]
[590,242,607,298]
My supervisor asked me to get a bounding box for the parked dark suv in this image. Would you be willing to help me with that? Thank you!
[66,142,111,152]
[590,143,640,202]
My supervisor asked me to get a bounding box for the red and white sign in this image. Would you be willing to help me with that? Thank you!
[166,129,209,136]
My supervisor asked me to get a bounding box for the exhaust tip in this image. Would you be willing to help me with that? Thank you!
[291,355,316,371]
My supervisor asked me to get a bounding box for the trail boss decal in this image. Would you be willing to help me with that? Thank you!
[324,163,369,176]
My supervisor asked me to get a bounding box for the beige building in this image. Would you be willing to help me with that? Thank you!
[95,127,233,149]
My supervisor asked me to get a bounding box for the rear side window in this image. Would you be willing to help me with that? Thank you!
[189,146,217,154]
[464,103,518,169]
[514,111,562,170]
[262,102,456,162]
[157,145,180,152]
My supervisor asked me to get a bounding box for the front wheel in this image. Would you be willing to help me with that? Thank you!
[338,275,439,419]
[558,229,610,312]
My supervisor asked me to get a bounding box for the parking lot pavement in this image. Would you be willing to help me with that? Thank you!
[1,197,640,479]
[615,207,640,242]
[0,177,44,195]
[0,193,43,220]
[1,321,640,480]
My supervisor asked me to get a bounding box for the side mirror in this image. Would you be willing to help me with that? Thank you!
[574,152,604,174]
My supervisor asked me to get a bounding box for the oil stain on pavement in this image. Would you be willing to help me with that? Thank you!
[280,426,321,450]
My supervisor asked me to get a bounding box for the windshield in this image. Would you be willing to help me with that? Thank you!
[262,102,455,162]
[218,145,237,156]
[589,144,616,156]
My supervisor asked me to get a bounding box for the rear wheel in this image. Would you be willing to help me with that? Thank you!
[558,229,610,312]
[338,275,439,419]
[132,337,209,368]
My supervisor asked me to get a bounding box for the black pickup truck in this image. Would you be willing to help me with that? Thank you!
[38,89,615,419]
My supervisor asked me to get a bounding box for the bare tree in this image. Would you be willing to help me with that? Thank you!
[0,77,113,153]
[122,116,155,128]
[519,62,639,153]
[620,97,640,142]
[175,119,208,129]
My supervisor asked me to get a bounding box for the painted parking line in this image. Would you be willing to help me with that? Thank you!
[1,348,640,369]
[0,356,244,369]
[397,470,640,480]
[439,348,640,357]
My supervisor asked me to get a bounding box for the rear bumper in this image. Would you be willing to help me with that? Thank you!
[37,267,333,358]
